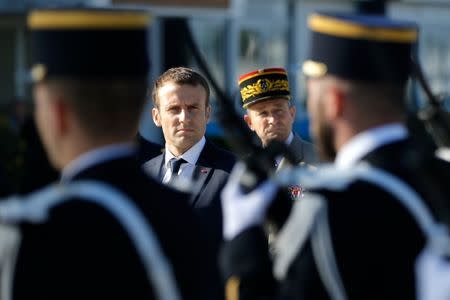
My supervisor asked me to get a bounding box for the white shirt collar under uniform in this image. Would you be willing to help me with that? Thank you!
[335,123,408,170]
[162,136,206,183]
[61,142,136,183]
[275,132,294,167]
[286,131,294,146]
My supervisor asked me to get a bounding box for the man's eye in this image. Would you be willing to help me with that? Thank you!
[275,109,283,115]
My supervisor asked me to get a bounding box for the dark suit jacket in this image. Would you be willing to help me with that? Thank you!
[220,137,450,300]
[144,140,236,299]
[12,154,212,300]
[143,139,236,208]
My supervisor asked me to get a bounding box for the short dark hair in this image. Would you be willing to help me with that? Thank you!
[44,78,147,139]
[346,80,407,115]
[151,67,210,108]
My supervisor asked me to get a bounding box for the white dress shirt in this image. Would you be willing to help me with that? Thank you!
[60,142,136,183]
[162,136,206,183]
[335,123,408,170]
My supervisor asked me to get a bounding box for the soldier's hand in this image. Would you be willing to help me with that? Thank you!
[221,162,277,240]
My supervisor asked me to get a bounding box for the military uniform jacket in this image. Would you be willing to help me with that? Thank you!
[8,152,212,300]
[276,133,318,171]
[220,134,450,300]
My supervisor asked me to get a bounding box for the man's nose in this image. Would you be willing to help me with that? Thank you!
[178,109,189,122]
[267,113,277,124]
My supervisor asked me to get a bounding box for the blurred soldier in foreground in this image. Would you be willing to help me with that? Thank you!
[136,132,163,164]
[0,9,211,300]
[220,12,450,299]
[240,67,318,171]
[17,114,59,194]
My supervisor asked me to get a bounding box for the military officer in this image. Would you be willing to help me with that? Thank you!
[239,67,318,171]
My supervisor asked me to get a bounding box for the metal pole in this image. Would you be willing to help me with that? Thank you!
[287,0,298,104]
[224,16,238,99]
[14,26,26,100]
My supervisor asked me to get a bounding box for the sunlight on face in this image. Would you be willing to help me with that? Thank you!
[153,83,210,156]
[306,78,336,161]
[33,83,62,168]
[245,98,295,147]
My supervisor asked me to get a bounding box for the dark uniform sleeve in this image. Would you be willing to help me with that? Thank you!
[279,240,330,300]
[221,226,333,300]
[13,200,155,300]
[220,226,276,300]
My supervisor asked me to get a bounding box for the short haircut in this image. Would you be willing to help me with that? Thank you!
[44,78,148,139]
[346,80,407,115]
[322,75,407,117]
[151,67,210,108]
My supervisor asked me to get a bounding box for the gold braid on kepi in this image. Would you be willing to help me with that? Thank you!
[28,9,152,83]
[238,68,291,109]
[302,12,418,84]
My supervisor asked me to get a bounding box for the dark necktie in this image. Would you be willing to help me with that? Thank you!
[169,157,186,178]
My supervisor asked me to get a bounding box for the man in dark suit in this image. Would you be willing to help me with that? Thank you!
[220,12,450,299]
[0,9,211,300]
[144,137,235,256]
[143,67,236,299]
[143,66,235,213]
[239,67,318,172]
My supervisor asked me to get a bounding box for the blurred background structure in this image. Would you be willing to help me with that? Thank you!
[0,0,450,192]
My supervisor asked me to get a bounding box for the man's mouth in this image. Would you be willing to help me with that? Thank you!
[266,128,282,135]
[177,128,193,133]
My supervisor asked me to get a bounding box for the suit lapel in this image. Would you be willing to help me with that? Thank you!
[188,142,216,205]
[288,134,305,164]
[190,165,213,206]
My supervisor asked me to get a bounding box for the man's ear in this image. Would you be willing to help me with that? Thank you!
[53,97,69,136]
[325,85,345,121]
[205,105,211,123]
[289,104,296,119]
[152,107,161,127]
[243,114,254,131]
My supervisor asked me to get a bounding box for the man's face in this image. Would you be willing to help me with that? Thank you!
[152,83,210,156]
[244,98,295,147]
[33,83,61,168]
[306,78,336,161]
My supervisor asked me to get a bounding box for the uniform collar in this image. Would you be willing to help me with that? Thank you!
[335,123,408,169]
[61,142,136,182]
